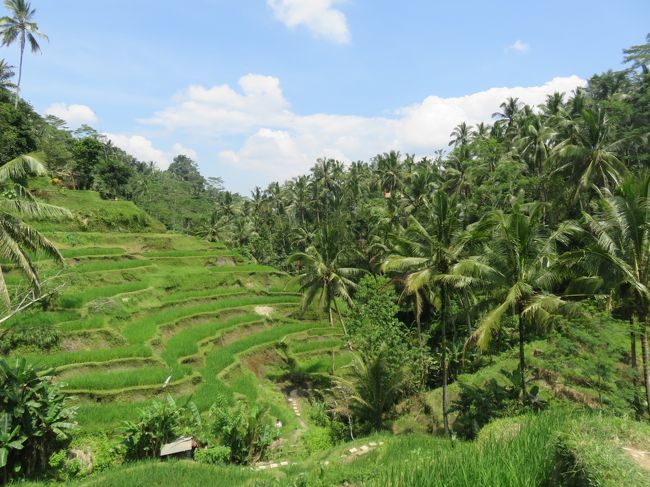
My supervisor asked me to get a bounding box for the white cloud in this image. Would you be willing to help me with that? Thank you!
[45,103,98,126]
[172,143,198,160]
[507,40,530,53]
[145,74,290,133]
[103,133,171,169]
[267,0,350,44]
[145,74,586,182]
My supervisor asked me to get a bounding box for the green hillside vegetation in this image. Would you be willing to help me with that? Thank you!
[1,8,650,485]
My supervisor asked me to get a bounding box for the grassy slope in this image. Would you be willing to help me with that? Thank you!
[4,179,337,446]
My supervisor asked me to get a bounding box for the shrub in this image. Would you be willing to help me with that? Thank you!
[195,446,231,465]
[0,324,60,354]
[450,368,546,439]
[209,395,274,465]
[119,397,182,460]
[0,358,77,482]
[302,427,333,455]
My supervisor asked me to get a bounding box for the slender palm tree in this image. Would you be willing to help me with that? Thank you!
[449,122,472,148]
[583,171,650,417]
[0,153,69,311]
[382,191,473,435]
[0,0,48,108]
[0,58,15,90]
[470,203,581,401]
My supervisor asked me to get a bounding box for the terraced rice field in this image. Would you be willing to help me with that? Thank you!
[5,231,344,439]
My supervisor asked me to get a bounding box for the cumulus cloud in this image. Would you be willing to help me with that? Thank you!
[103,133,171,169]
[145,74,586,182]
[267,0,350,44]
[507,40,530,53]
[146,74,289,133]
[172,143,198,160]
[45,103,98,126]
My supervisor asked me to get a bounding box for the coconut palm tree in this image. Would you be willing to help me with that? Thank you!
[287,228,363,330]
[449,122,472,148]
[554,107,625,202]
[382,191,473,435]
[0,153,69,313]
[470,203,581,401]
[0,0,48,108]
[0,58,15,90]
[583,171,650,417]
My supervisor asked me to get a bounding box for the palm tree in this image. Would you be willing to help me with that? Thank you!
[554,107,625,202]
[583,171,650,417]
[0,0,48,108]
[339,349,406,430]
[449,122,471,148]
[0,153,69,313]
[287,228,363,330]
[0,58,15,90]
[492,97,522,133]
[470,203,581,401]
[382,191,472,435]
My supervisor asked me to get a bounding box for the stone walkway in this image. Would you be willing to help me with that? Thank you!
[341,441,384,459]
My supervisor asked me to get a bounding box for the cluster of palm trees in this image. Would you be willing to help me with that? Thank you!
[207,50,650,432]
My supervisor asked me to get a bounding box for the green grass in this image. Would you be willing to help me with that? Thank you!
[24,345,152,369]
[60,247,126,258]
[141,249,238,258]
[161,313,261,366]
[77,460,257,486]
[121,294,300,345]
[367,412,565,487]
[58,281,150,308]
[63,366,178,391]
[72,259,153,273]
[556,415,650,486]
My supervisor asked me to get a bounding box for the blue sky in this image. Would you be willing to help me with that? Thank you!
[1,0,648,193]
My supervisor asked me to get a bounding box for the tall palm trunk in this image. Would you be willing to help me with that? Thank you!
[630,318,641,416]
[516,304,527,402]
[640,320,650,418]
[15,32,25,109]
[441,286,450,436]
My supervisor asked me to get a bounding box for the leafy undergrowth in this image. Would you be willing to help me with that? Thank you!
[395,305,637,435]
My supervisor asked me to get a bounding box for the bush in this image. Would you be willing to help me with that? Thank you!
[209,395,275,465]
[450,369,546,439]
[119,397,182,460]
[0,324,60,354]
[195,446,231,465]
[0,358,77,482]
[302,427,333,455]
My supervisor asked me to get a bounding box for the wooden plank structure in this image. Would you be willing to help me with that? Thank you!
[160,436,197,459]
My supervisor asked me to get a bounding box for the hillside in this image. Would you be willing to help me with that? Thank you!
[2,181,648,487]
[4,181,347,452]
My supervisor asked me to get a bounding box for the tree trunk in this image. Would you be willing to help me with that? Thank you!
[517,309,527,402]
[640,321,650,418]
[441,286,450,437]
[15,32,25,109]
[630,318,641,416]
[329,306,335,374]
